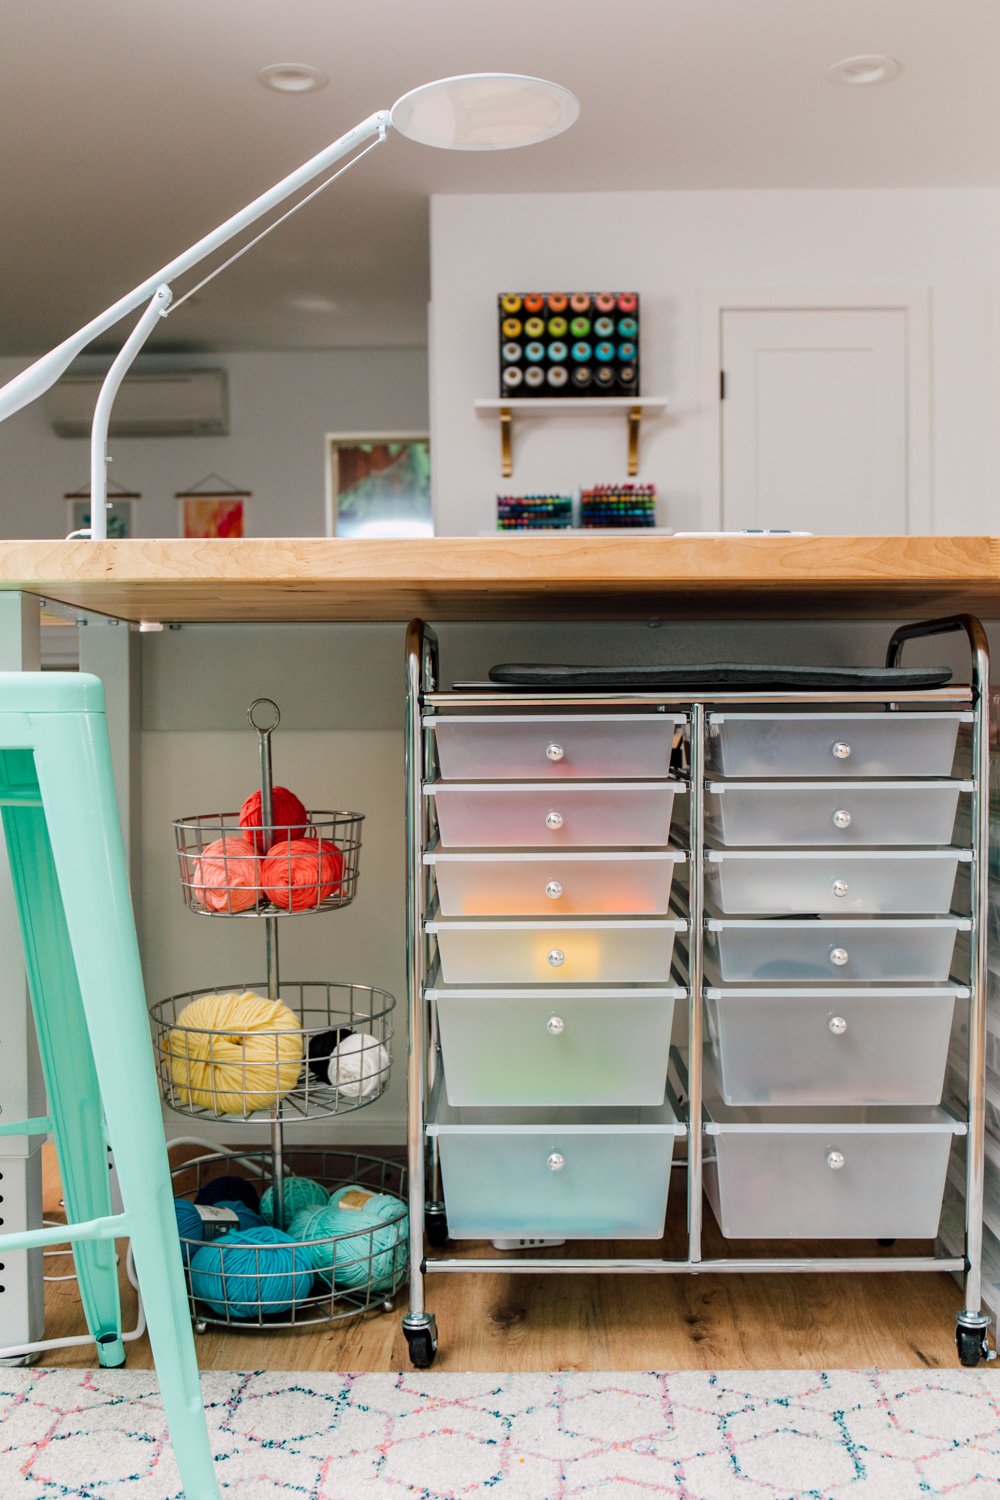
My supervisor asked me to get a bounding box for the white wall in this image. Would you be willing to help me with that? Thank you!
[429,188,1000,537]
[0,347,428,539]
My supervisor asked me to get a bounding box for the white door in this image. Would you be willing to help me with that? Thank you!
[720,308,909,534]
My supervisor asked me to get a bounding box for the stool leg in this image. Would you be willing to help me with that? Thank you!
[0,749,124,1367]
[31,717,218,1500]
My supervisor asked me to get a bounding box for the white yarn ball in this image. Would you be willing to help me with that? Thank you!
[327,1031,390,1102]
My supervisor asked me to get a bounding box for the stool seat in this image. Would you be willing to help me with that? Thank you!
[0,669,106,712]
[0,671,218,1499]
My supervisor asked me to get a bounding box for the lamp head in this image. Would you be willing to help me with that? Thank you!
[390,73,579,151]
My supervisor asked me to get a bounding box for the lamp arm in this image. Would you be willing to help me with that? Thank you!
[0,109,391,423]
[83,284,173,541]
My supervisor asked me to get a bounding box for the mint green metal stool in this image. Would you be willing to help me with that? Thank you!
[0,672,218,1500]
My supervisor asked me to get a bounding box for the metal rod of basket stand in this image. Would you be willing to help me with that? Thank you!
[250,698,286,1231]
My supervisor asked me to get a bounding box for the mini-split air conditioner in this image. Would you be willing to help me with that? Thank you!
[45,368,229,438]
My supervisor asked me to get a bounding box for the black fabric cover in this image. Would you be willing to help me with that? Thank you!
[486,662,953,690]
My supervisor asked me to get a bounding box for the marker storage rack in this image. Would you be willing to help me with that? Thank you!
[401,615,994,1371]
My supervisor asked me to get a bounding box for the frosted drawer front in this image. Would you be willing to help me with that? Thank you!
[705,988,958,1106]
[426,850,682,916]
[427,918,684,984]
[704,1106,963,1239]
[427,782,682,849]
[704,916,970,982]
[434,989,678,1106]
[428,1096,684,1239]
[704,849,970,916]
[705,712,967,778]
[703,781,968,848]
[431,714,678,781]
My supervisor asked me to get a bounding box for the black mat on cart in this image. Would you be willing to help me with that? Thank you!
[484,662,954,690]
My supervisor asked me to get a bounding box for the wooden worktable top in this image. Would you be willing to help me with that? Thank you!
[0,535,995,623]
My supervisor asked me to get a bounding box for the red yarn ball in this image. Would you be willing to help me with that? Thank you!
[239,786,309,853]
[261,837,345,911]
[190,836,260,914]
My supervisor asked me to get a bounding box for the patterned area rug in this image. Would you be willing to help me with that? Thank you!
[0,1367,998,1498]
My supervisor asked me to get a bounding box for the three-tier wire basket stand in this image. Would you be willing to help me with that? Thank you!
[150,697,406,1331]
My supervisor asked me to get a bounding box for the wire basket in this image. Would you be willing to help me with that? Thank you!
[150,980,394,1122]
[173,811,364,917]
[171,1148,407,1330]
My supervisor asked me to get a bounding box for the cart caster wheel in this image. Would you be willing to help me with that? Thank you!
[403,1314,438,1369]
[194,1321,208,1337]
[425,1204,450,1249]
[382,1299,395,1313]
[957,1324,988,1368]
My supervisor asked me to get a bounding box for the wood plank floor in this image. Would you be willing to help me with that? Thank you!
[37,1148,968,1372]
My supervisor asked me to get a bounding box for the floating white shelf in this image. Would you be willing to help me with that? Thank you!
[474,396,669,478]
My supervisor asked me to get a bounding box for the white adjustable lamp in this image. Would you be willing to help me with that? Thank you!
[0,73,579,538]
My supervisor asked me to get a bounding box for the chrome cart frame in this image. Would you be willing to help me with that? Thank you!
[402,614,993,1369]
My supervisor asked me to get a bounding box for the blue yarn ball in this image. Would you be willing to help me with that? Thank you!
[189,1226,314,1319]
[297,1185,408,1293]
[195,1175,261,1214]
[215,1199,263,1232]
[260,1176,329,1226]
[173,1198,204,1266]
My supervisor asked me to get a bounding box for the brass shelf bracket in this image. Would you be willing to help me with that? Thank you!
[627,406,642,477]
[499,407,513,478]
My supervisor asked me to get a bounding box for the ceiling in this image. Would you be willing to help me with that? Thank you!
[1,0,998,359]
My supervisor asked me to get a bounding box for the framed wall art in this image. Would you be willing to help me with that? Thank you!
[326,434,432,538]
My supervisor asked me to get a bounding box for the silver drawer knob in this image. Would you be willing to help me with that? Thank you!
[832,741,852,760]
[547,949,566,967]
[827,1150,846,1171]
[830,947,849,967]
[828,1015,848,1036]
[832,879,850,898]
[545,810,564,830]
[832,809,852,829]
[545,880,564,900]
[545,742,565,762]
[547,1016,565,1035]
[547,1152,565,1172]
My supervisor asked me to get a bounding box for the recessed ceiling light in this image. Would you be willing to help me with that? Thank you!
[827,54,901,87]
[257,63,329,95]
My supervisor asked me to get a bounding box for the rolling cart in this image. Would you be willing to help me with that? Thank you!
[401,614,994,1370]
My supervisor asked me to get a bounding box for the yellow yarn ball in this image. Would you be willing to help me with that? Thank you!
[164,991,304,1115]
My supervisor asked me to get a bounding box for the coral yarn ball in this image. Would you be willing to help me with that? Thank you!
[261,837,344,911]
[239,786,309,853]
[190,836,260,914]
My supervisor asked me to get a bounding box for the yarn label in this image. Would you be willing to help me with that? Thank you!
[338,1190,373,1212]
[194,1205,240,1238]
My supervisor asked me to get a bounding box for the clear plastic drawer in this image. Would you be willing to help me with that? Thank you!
[704,1095,965,1239]
[703,780,970,848]
[429,983,682,1106]
[429,714,680,781]
[426,917,685,984]
[703,915,970,983]
[426,781,684,849]
[705,983,962,1107]
[425,849,684,916]
[705,712,969,778]
[427,1087,685,1239]
[704,848,971,915]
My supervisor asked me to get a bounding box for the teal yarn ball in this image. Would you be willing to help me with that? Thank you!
[173,1198,204,1266]
[260,1175,329,1226]
[287,1205,326,1244]
[189,1225,314,1319]
[298,1185,408,1293]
